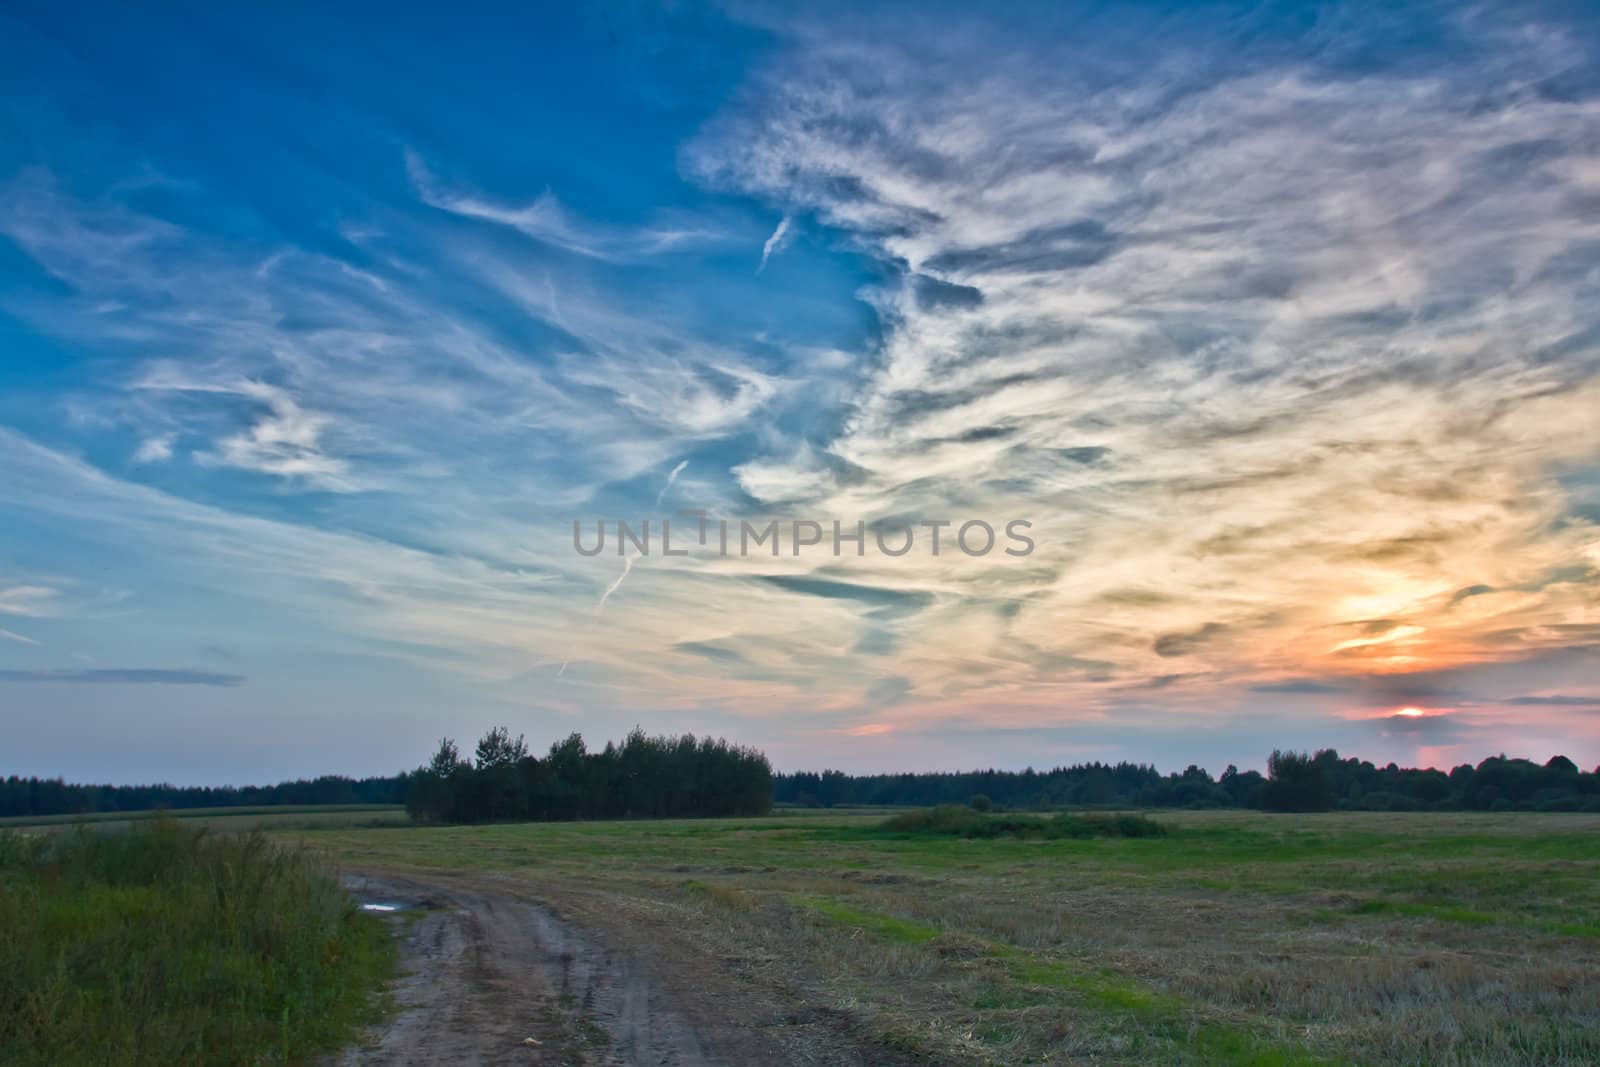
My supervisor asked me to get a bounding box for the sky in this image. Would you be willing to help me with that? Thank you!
[2,2,1599,785]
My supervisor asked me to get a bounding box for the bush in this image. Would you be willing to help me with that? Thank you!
[969,794,993,812]
[0,819,392,1066]
[881,804,1000,836]
[1048,812,1168,838]
[880,805,1166,839]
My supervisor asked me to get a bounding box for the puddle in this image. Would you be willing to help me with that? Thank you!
[360,901,413,913]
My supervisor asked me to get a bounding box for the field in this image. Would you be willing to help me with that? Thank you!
[295,809,1600,1066]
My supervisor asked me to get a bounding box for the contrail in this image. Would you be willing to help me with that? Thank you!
[0,627,39,647]
[757,216,791,274]
[559,460,678,676]
[654,460,687,508]
[558,556,633,676]
[597,556,633,613]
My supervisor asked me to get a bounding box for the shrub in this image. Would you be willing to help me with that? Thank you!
[880,805,1166,839]
[969,794,993,812]
[0,819,392,1066]
[1048,812,1168,838]
[882,804,1000,836]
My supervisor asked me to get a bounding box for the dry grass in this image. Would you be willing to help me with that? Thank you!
[294,809,1600,1065]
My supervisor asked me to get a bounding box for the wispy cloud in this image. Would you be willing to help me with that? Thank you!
[1251,681,1347,696]
[0,668,244,686]
[0,627,41,646]
[407,149,727,262]
[1505,694,1600,708]
[0,161,786,520]
[0,586,58,618]
[732,442,835,503]
[202,383,351,487]
[559,355,782,438]
[686,7,1600,712]
[132,435,176,464]
[2,6,1599,774]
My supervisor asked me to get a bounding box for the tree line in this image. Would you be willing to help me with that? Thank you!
[777,750,1600,813]
[9,743,1598,820]
[403,727,774,823]
[0,773,411,819]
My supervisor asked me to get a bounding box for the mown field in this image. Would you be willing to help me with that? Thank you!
[294,808,1600,1066]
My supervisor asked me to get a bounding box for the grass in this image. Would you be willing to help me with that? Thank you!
[795,894,1331,1065]
[0,804,408,831]
[0,819,393,1066]
[796,896,945,943]
[285,807,1600,1066]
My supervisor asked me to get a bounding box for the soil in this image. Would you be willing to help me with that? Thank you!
[330,869,922,1067]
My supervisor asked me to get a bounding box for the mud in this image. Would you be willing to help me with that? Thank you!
[331,870,908,1066]
[333,872,732,1065]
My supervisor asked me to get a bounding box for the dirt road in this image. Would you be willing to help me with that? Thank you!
[332,870,913,1066]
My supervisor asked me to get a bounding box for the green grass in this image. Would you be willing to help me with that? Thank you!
[796,895,1334,1066]
[0,819,394,1066]
[1351,898,1497,924]
[794,896,945,943]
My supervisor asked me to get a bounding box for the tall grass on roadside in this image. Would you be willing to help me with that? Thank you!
[0,819,392,1066]
[879,804,1168,839]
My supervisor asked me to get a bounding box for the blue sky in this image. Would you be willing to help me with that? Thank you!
[3,2,1600,784]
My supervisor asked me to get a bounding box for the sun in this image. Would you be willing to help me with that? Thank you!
[1394,707,1426,718]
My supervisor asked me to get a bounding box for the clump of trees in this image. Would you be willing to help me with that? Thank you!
[1257,749,1600,814]
[777,752,1600,813]
[1263,749,1336,812]
[404,727,774,824]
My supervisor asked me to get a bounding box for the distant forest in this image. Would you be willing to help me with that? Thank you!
[0,771,410,819]
[6,744,1600,820]
[776,749,1600,814]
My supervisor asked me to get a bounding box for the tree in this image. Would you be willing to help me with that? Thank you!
[405,770,453,823]
[543,733,588,820]
[1262,749,1334,812]
[475,727,528,770]
[428,737,463,777]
